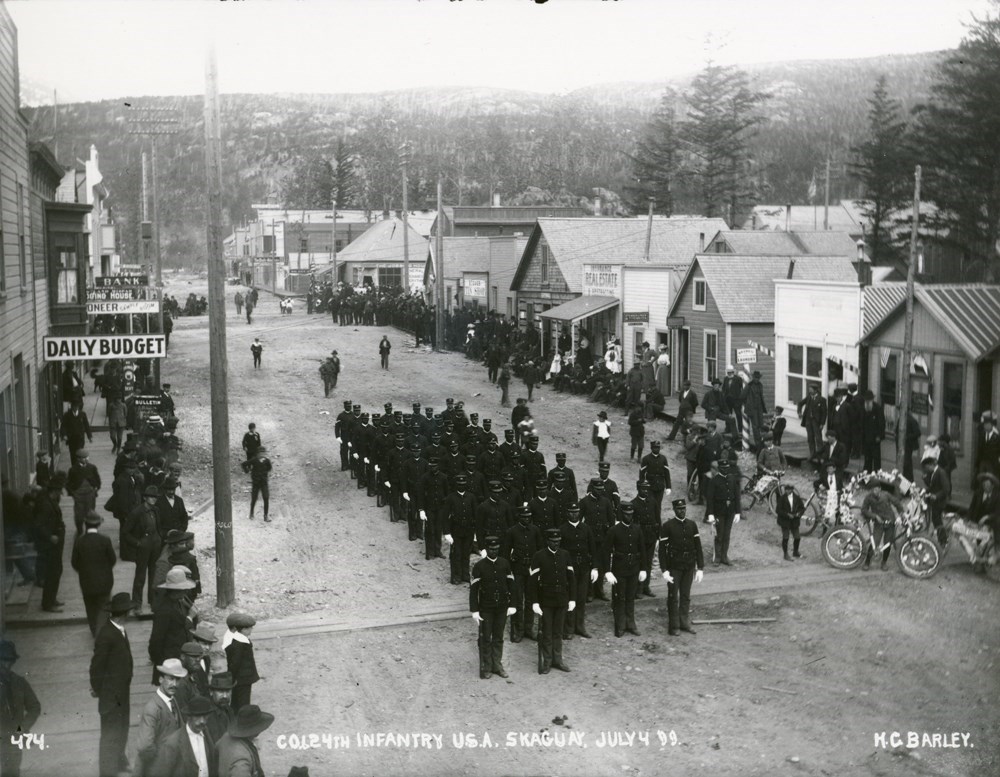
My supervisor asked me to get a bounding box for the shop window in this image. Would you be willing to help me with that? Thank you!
[942,361,964,448]
[55,246,79,304]
[787,343,822,403]
[380,267,402,289]
[704,329,718,384]
[693,279,706,311]
[880,353,898,406]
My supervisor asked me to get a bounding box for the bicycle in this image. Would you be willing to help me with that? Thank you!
[744,469,786,515]
[896,512,997,579]
[821,494,931,573]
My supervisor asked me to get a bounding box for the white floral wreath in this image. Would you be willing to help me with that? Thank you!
[837,469,927,527]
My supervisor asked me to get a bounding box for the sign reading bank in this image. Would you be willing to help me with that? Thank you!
[43,335,167,362]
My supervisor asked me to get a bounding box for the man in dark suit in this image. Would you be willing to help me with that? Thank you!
[156,479,189,540]
[603,503,647,637]
[859,390,886,473]
[666,381,698,441]
[975,416,1000,480]
[529,528,576,674]
[470,536,516,679]
[61,400,93,465]
[775,483,806,562]
[797,384,827,460]
[66,448,102,535]
[36,472,68,612]
[90,593,135,777]
[923,456,951,545]
[149,694,217,777]
[819,430,849,490]
[72,511,117,636]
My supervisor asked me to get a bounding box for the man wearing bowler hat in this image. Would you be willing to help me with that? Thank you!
[136,658,187,776]
[91,593,135,776]
[529,527,576,674]
[72,510,117,636]
[150,694,217,777]
[175,642,212,712]
[659,499,705,636]
[126,485,163,613]
[205,672,236,746]
[0,640,41,777]
[216,704,275,777]
[67,447,101,535]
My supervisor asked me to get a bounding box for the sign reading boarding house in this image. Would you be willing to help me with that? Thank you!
[582,264,622,298]
[43,335,167,361]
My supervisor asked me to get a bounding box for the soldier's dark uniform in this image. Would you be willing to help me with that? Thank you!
[385,435,409,522]
[335,401,353,471]
[579,481,614,600]
[445,475,477,584]
[529,482,559,533]
[658,498,705,635]
[548,454,578,502]
[497,430,519,464]
[548,475,577,527]
[603,505,647,637]
[500,471,525,511]
[632,483,659,597]
[639,442,672,522]
[419,460,450,560]
[478,441,506,482]
[401,444,428,541]
[559,507,596,639]
[346,405,364,479]
[521,440,546,501]
[503,508,543,642]
[705,460,740,565]
[529,530,576,674]
[462,457,488,504]
[475,485,512,548]
[597,462,621,512]
[470,538,515,679]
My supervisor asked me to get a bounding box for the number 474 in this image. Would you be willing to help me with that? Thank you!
[10,733,45,750]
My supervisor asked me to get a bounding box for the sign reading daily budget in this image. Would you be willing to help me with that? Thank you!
[43,335,167,362]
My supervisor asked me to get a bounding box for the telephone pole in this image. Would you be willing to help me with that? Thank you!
[204,44,235,608]
[823,155,831,230]
[897,165,921,474]
[436,177,445,350]
[643,198,655,262]
[330,197,338,280]
[128,106,179,388]
[401,146,410,292]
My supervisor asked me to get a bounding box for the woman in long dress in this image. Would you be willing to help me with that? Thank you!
[655,346,671,395]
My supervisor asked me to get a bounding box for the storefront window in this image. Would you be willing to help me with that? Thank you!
[880,353,898,406]
[942,361,964,447]
[380,267,402,288]
[787,344,822,403]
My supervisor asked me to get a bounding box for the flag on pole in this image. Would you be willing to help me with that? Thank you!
[807,171,817,203]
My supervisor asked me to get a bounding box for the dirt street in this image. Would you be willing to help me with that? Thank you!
[157,275,999,777]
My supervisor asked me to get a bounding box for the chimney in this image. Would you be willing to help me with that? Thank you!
[787,258,796,280]
[594,196,602,216]
[751,213,757,229]
[785,204,791,232]
[698,232,705,252]
[493,193,501,207]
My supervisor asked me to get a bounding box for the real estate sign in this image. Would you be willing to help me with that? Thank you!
[582,264,622,298]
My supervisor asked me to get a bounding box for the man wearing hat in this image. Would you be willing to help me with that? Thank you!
[470,536,516,679]
[639,440,672,523]
[860,390,886,473]
[529,479,557,535]
[175,642,212,712]
[706,459,741,565]
[504,506,544,642]
[596,460,620,511]
[741,370,768,451]
[402,442,429,541]
[923,455,952,546]
[547,453,578,502]
[136,657,187,775]
[658,499,705,635]
[61,398,93,465]
[150,694,217,777]
[522,436,546,501]
[71,510,117,635]
[384,432,409,523]
[419,457,450,560]
[633,481,660,597]
[666,380,698,442]
[224,612,259,712]
[205,673,236,746]
[579,479,614,600]
[444,473,477,584]
[126,485,164,612]
[775,483,806,562]
[91,593,135,776]
[558,503,597,640]
[156,478,189,540]
[497,428,518,466]
[702,377,729,423]
[797,383,827,461]
[819,429,849,491]
[602,503,647,637]
[243,446,272,522]
[36,471,68,612]
[529,528,576,673]
[191,622,225,677]
[475,481,512,549]
[216,704,274,777]
[0,640,41,777]
[241,423,261,463]
[335,401,353,471]
[149,567,197,684]
[67,448,102,535]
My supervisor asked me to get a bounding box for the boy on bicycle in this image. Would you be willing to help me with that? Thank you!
[860,483,902,570]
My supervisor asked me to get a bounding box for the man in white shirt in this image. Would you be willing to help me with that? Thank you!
[150,694,217,777]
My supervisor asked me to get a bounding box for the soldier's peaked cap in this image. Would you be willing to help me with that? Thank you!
[672,498,687,509]
[485,536,501,549]
[545,528,562,538]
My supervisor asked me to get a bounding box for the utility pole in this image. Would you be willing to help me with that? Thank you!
[436,177,445,350]
[401,148,410,292]
[643,198,655,262]
[897,165,921,474]
[330,197,337,280]
[128,106,179,388]
[204,45,235,608]
[823,155,831,230]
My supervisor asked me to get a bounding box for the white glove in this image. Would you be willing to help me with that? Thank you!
[695,570,704,583]
[605,572,618,585]
[419,510,427,522]
[532,603,543,617]
[347,442,352,448]
[665,488,672,496]
[374,465,380,473]
[662,571,674,583]
[506,607,517,616]
[471,612,483,624]
[590,568,598,583]
[384,481,391,488]
[568,600,576,612]
[638,570,647,582]
[364,457,370,464]
[480,549,487,558]
[335,437,342,445]
[403,492,410,501]
[734,514,741,523]
[708,515,716,524]
[444,534,453,545]
[353,453,359,460]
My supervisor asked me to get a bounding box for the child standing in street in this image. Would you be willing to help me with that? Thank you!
[250,338,263,369]
[523,360,540,401]
[592,410,612,462]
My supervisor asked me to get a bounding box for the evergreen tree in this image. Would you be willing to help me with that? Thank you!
[625,88,680,215]
[848,76,910,265]
[283,155,333,210]
[331,137,359,209]
[912,5,1000,280]
[681,62,767,226]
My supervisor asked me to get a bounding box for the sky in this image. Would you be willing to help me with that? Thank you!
[7,0,994,104]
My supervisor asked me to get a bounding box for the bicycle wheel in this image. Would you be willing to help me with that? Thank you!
[766,484,784,516]
[687,471,700,504]
[897,536,942,579]
[800,494,822,536]
[821,527,865,569]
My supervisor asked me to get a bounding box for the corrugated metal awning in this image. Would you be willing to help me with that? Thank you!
[538,295,619,323]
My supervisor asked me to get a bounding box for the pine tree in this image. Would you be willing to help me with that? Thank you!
[912,5,1000,280]
[681,62,767,226]
[625,88,680,215]
[848,76,910,265]
[331,137,359,209]
[283,155,333,210]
